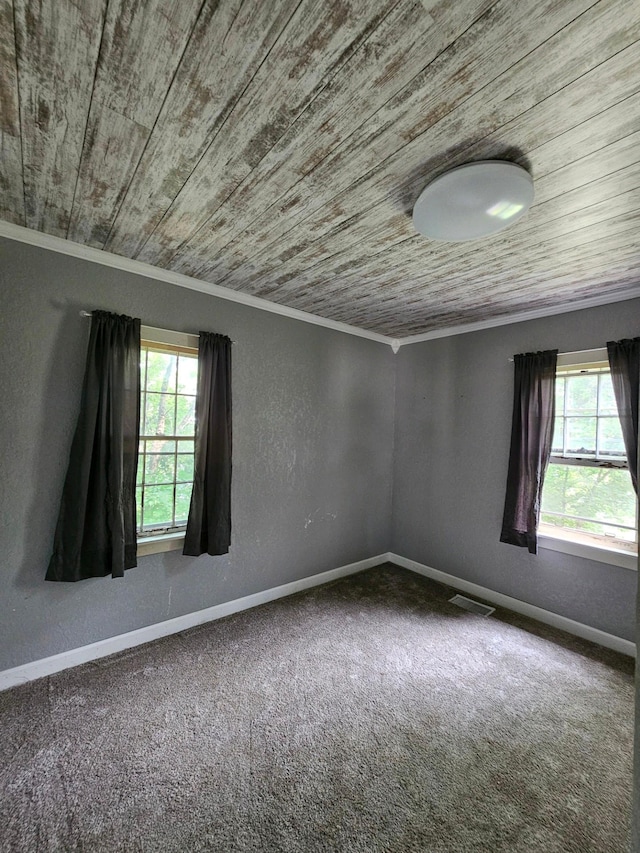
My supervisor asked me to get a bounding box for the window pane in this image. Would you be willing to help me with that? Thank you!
[141,484,175,529]
[136,486,142,529]
[177,355,198,395]
[565,417,596,455]
[554,376,565,413]
[551,417,564,454]
[597,417,627,459]
[146,350,177,393]
[541,464,637,540]
[145,453,175,485]
[565,375,597,415]
[143,439,176,454]
[176,453,194,482]
[145,393,176,436]
[541,513,636,542]
[138,344,197,537]
[140,392,146,433]
[175,394,196,436]
[175,483,192,523]
[598,374,619,416]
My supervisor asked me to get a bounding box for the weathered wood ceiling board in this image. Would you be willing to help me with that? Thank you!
[1,0,639,337]
[0,0,23,225]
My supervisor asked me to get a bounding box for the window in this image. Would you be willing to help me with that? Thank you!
[540,349,638,563]
[137,326,199,554]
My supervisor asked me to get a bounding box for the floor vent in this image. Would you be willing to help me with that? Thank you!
[448,594,495,617]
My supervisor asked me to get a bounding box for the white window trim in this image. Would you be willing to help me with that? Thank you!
[539,346,638,571]
[140,324,199,350]
[137,532,185,557]
[556,347,608,369]
[538,525,637,571]
[137,325,198,558]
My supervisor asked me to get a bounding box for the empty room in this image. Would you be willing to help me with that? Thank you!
[1,0,639,851]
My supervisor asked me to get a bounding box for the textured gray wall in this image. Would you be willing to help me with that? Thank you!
[391,299,639,641]
[1,235,637,672]
[0,238,395,670]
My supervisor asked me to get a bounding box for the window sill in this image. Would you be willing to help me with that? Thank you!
[538,526,637,571]
[137,533,185,557]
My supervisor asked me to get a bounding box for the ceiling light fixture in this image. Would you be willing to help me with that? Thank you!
[412,160,534,242]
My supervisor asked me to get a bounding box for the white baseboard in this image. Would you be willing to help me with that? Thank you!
[387,552,636,658]
[2,551,633,691]
[0,555,387,692]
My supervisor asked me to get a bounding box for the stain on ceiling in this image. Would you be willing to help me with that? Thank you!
[1,0,639,337]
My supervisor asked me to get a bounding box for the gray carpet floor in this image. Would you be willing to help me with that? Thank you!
[0,564,634,852]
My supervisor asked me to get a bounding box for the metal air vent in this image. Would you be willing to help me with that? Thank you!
[448,594,495,617]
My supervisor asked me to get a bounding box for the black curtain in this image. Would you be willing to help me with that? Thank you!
[500,349,558,554]
[607,337,639,495]
[46,311,140,582]
[183,332,232,556]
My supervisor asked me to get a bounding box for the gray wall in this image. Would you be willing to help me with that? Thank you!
[0,238,396,670]
[1,234,637,672]
[391,299,639,641]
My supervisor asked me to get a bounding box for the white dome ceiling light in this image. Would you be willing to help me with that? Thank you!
[412,160,534,241]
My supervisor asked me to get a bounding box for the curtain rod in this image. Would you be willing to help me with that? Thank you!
[508,346,607,362]
[79,311,236,343]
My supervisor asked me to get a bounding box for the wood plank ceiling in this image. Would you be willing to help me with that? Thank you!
[1,0,639,337]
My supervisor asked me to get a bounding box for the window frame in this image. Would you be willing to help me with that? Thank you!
[137,325,199,558]
[538,347,638,571]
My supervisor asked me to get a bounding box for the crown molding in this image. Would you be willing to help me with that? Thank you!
[0,221,393,346]
[394,285,640,347]
[2,220,638,349]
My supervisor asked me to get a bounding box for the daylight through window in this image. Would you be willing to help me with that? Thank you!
[137,340,198,536]
[540,356,637,552]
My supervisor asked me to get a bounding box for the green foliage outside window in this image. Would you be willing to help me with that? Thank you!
[542,368,637,545]
[541,465,636,542]
[136,346,197,534]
